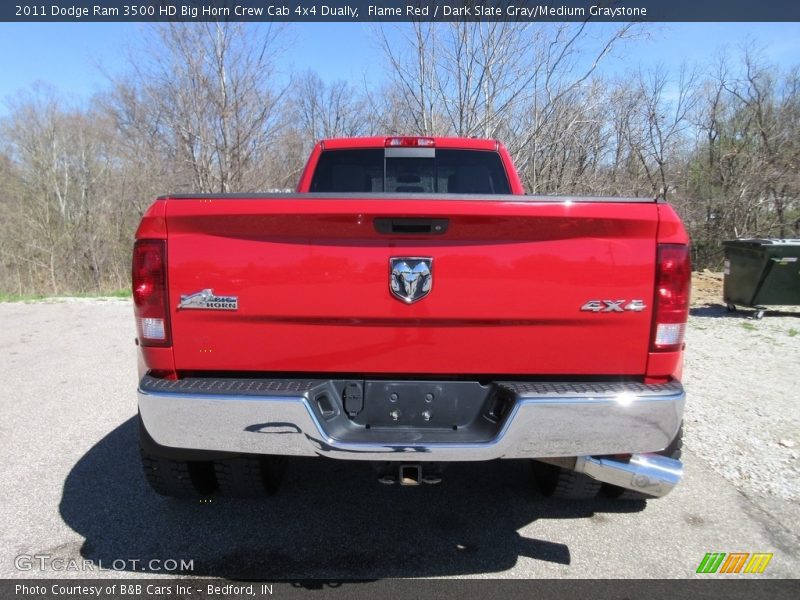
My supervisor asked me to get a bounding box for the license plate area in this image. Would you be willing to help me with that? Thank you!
[353,381,492,430]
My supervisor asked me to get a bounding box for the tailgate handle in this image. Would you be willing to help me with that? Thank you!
[374,218,449,235]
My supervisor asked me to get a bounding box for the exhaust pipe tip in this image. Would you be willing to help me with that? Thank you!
[575,453,683,498]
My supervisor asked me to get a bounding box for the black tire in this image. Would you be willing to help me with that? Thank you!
[140,450,218,498]
[602,423,683,501]
[214,455,287,497]
[532,461,602,499]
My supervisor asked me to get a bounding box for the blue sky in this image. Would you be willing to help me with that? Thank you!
[0,21,798,113]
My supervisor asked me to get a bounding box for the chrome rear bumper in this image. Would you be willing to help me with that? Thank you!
[138,375,685,462]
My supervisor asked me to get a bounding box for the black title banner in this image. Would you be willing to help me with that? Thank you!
[4,1,800,22]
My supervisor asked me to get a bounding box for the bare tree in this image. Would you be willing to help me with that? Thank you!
[628,66,699,200]
[684,51,800,265]
[108,23,287,193]
[293,70,369,148]
[1,86,125,293]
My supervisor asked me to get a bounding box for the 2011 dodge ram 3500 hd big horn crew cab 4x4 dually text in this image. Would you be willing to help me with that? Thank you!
[133,136,689,501]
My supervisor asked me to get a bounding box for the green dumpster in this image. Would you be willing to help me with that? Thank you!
[723,238,800,318]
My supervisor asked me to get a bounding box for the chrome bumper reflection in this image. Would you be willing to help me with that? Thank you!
[137,378,685,462]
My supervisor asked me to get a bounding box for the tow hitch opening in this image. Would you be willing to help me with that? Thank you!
[399,464,422,486]
[375,463,444,486]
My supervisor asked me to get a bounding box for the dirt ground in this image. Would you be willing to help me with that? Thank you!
[691,270,724,306]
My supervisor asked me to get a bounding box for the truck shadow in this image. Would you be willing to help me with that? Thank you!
[691,305,749,319]
[691,304,800,319]
[59,417,644,579]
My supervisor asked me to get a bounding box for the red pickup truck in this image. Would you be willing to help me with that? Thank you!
[133,136,689,501]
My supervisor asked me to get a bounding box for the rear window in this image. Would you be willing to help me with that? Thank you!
[309,149,511,194]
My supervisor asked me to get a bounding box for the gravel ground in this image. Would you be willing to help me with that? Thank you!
[683,270,800,559]
[684,311,800,502]
[685,273,800,503]
[0,293,798,579]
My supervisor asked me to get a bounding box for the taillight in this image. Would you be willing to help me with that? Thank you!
[651,244,691,352]
[385,137,435,147]
[132,239,171,347]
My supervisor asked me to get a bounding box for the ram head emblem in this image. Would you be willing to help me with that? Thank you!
[389,258,433,304]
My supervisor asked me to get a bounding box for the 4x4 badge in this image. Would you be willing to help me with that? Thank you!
[178,289,238,311]
[581,299,647,312]
[390,258,433,304]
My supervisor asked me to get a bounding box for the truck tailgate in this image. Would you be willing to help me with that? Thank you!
[164,197,658,375]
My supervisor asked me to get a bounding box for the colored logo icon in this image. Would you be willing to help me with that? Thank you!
[696,552,773,574]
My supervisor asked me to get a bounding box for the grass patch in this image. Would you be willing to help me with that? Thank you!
[0,289,131,303]
[741,322,758,331]
[0,292,49,303]
[789,329,798,338]
[103,288,132,298]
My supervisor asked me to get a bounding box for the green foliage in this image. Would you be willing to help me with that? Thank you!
[0,289,131,302]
